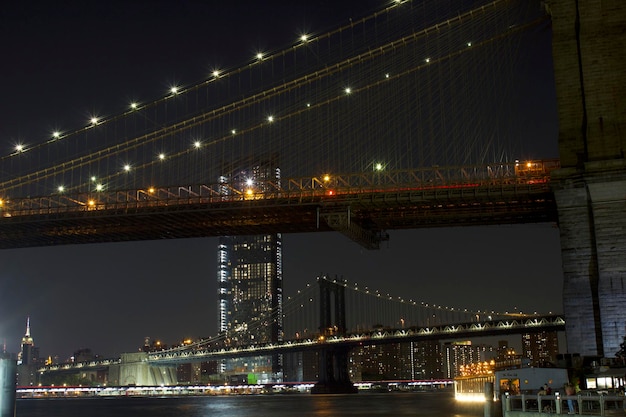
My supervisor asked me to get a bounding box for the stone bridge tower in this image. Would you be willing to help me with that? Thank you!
[547,0,626,357]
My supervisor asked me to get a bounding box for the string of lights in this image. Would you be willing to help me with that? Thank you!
[1,0,547,203]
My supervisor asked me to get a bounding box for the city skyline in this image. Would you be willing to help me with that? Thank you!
[0,0,563,359]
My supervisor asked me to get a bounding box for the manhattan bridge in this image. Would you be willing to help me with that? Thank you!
[4,0,626,390]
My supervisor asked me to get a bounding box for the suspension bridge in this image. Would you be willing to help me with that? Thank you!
[39,276,564,391]
[0,0,556,250]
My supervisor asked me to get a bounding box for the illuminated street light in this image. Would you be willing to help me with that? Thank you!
[193,141,201,148]
[158,153,165,160]
[123,164,131,172]
[344,87,352,94]
[57,186,65,193]
[15,144,24,152]
[95,184,103,191]
[90,117,99,125]
[52,131,61,139]
[130,102,138,109]
[374,163,384,171]
[267,115,274,122]
[256,52,264,60]
[212,70,220,77]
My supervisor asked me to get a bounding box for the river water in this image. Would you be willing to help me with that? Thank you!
[16,390,494,417]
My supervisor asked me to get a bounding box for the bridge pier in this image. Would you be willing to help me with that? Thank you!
[311,278,358,394]
[553,164,626,357]
[547,0,626,357]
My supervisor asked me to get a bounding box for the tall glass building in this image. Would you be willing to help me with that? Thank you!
[217,161,283,383]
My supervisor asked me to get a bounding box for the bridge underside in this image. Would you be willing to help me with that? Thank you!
[0,186,556,249]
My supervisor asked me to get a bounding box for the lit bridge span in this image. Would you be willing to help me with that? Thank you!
[40,276,565,374]
[40,314,565,372]
[1,161,558,249]
[147,314,565,366]
[1,0,555,250]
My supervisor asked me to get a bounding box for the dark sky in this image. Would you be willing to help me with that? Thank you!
[0,1,563,360]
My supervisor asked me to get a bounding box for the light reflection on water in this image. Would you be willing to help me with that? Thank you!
[17,390,490,417]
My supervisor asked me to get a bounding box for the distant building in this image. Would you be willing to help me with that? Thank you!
[217,159,283,383]
[411,340,444,380]
[522,331,559,367]
[349,340,443,381]
[494,339,524,369]
[443,341,492,378]
[283,351,319,382]
[73,348,96,363]
[17,317,40,386]
[177,362,202,384]
[352,343,403,381]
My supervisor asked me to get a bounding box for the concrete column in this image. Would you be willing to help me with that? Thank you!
[0,359,16,417]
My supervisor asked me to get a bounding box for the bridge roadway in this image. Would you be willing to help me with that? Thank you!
[0,162,557,249]
[40,314,565,372]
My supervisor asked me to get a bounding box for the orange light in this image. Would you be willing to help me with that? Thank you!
[148,187,155,194]
[323,174,330,182]
[88,200,95,206]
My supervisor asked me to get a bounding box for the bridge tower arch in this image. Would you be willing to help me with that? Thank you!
[547,0,626,357]
[311,277,358,394]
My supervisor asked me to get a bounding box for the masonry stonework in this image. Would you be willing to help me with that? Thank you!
[547,0,626,357]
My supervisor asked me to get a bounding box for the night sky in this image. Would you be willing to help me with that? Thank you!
[0,1,563,360]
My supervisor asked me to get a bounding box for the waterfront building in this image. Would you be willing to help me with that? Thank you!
[217,159,283,383]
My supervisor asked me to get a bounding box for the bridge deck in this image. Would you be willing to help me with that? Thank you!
[0,181,556,249]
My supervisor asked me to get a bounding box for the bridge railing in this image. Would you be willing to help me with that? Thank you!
[1,161,558,218]
[503,392,626,416]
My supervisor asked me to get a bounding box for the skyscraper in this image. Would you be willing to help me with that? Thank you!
[522,331,559,367]
[18,317,37,366]
[17,317,39,386]
[443,341,491,379]
[217,159,283,383]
